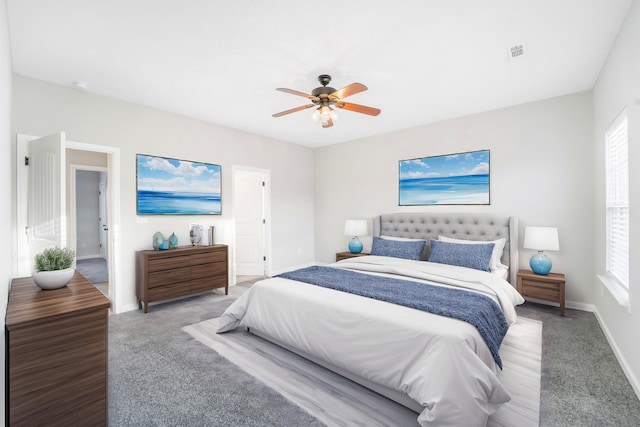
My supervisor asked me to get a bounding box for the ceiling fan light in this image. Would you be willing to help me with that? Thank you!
[311,109,321,122]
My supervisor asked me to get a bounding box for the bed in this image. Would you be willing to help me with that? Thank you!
[217,213,524,427]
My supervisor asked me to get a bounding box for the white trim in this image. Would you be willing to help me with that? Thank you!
[66,140,122,314]
[598,273,631,313]
[593,307,640,400]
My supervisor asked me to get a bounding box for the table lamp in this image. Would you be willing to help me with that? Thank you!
[344,220,368,254]
[523,226,559,275]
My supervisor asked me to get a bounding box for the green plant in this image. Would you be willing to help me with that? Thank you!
[34,247,76,272]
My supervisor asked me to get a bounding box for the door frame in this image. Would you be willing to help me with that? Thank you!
[69,165,108,260]
[16,134,122,313]
[231,165,271,278]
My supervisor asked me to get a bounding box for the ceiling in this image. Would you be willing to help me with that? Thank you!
[6,0,633,148]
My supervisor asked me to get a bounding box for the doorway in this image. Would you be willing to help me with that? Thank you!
[16,134,122,313]
[233,166,270,282]
[70,166,109,297]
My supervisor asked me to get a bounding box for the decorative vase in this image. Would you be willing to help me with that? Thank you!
[348,238,364,254]
[32,268,75,290]
[153,231,165,250]
[169,233,178,249]
[159,239,169,250]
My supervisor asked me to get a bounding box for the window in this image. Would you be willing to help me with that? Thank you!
[604,109,629,290]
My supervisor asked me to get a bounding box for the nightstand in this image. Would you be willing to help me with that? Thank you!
[336,252,369,262]
[517,269,566,316]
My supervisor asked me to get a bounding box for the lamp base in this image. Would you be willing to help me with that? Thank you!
[348,238,363,254]
[530,252,552,275]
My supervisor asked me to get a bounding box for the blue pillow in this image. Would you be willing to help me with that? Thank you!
[428,240,495,272]
[370,237,426,261]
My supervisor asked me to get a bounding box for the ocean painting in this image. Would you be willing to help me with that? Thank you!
[399,150,490,205]
[136,154,221,215]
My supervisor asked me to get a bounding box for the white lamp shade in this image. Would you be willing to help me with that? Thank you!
[523,226,559,251]
[344,219,368,237]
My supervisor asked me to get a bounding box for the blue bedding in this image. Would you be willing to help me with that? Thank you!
[277,265,509,368]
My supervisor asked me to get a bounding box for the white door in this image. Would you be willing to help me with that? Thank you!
[234,169,266,276]
[98,179,108,259]
[27,132,67,268]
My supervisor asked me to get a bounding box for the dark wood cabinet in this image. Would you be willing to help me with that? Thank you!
[136,244,228,313]
[5,272,111,426]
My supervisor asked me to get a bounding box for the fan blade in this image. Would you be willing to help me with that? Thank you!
[272,104,315,117]
[335,101,381,116]
[276,87,319,101]
[330,83,367,100]
[322,117,334,128]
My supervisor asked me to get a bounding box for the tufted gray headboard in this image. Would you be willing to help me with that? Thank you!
[372,213,518,285]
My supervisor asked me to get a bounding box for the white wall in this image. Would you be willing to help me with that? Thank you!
[1,0,11,420]
[592,0,640,396]
[315,91,594,307]
[11,74,315,311]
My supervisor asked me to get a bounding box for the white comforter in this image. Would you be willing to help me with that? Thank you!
[217,256,525,427]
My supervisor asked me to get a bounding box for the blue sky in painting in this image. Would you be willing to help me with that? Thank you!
[399,150,489,180]
[137,155,220,194]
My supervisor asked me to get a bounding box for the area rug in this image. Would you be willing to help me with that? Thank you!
[184,315,541,427]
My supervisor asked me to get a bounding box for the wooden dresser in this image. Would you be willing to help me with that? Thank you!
[5,272,111,426]
[136,244,228,313]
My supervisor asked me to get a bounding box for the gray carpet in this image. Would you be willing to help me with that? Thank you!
[76,257,109,284]
[109,283,323,427]
[109,282,640,426]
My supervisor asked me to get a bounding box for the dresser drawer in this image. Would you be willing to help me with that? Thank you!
[148,255,191,272]
[521,279,560,300]
[191,250,226,266]
[148,281,192,302]
[148,266,191,288]
[191,274,227,293]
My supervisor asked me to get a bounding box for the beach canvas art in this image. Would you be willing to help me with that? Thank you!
[399,150,490,205]
[137,154,221,215]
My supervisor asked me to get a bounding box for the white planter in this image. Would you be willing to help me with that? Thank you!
[32,268,75,290]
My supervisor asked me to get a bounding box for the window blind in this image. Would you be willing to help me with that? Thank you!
[605,110,629,289]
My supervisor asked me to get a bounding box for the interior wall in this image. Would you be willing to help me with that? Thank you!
[314,91,594,307]
[1,0,12,421]
[592,0,640,396]
[11,74,315,312]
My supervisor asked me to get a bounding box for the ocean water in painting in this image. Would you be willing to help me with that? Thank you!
[138,190,221,214]
[399,174,489,205]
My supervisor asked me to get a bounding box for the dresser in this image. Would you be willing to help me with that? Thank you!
[136,244,229,313]
[5,272,111,426]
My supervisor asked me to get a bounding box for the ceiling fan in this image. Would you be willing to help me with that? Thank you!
[272,74,381,128]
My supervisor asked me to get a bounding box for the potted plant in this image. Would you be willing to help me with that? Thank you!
[32,247,76,289]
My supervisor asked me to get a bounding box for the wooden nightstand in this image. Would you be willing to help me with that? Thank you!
[517,269,566,316]
[336,252,369,262]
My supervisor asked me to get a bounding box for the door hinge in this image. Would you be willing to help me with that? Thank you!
[263,219,266,224]
[262,181,265,187]
[263,256,266,261]
[24,156,29,166]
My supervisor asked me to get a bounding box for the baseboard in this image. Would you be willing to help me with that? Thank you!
[524,297,595,313]
[76,254,103,260]
[592,307,640,401]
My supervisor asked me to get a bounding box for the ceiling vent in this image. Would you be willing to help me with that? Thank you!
[507,43,527,62]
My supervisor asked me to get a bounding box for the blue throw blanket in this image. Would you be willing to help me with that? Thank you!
[278,266,509,368]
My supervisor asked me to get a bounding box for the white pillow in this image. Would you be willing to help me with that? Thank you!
[438,235,507,272]
[380,235,426,242]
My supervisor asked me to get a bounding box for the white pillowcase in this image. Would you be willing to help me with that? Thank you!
[438,235,507,272]
[380,235,426,242]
